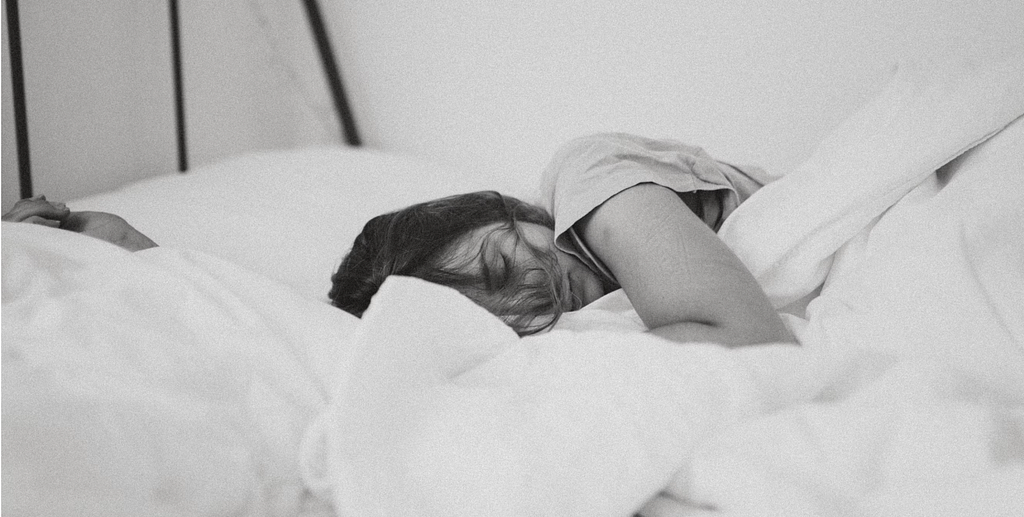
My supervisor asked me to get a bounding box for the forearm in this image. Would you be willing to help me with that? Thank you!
[646,255,793,345]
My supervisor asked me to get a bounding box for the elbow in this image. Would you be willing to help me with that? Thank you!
[715,313,797,347]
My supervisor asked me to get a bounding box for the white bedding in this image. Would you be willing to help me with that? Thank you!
[4,55,1024,517]
[2,224,356,516]
[301,57,1024,516]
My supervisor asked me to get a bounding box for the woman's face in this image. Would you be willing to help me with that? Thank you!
[456,222,606,310]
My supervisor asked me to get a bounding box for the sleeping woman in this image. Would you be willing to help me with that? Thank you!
[4,133,794,346]
[330,133,795,346]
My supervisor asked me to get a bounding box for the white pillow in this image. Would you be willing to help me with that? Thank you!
[70,147,531,302]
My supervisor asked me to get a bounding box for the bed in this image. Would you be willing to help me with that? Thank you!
[4,16,1024,517]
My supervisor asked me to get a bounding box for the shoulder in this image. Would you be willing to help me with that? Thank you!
[544,133,709,179]
[542,132,720,237]
[541,133,699,196]
[541,132,722,210]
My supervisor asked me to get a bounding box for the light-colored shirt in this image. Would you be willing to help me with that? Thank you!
[539,132,772,285]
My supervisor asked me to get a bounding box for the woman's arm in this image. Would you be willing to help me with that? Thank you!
[577,183,794,346]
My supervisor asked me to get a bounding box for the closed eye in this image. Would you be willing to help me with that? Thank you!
[479,250,512,290]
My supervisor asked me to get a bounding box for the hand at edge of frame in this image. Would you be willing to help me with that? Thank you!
[3,195,158,252]
[2,195,70,227]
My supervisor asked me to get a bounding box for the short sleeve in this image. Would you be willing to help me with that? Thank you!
[539,133,771,269]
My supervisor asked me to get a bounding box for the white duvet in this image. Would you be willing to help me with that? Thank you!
[2,225,357,516]
[300,57,1024,516]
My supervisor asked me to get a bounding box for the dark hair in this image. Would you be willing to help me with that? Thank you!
[329,191,569,335]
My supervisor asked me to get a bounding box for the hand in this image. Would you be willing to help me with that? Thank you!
[60,211,158,252]
[2,195,71,227]
[4,195,157,251]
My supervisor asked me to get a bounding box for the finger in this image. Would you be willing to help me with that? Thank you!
[23,215,62,228]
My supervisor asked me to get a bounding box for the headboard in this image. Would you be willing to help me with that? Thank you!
[2,0,360,202]
[3,1,1021,211]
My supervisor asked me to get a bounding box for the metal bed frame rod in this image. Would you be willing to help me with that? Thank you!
[3,0,360,196]
[4,0,32,198]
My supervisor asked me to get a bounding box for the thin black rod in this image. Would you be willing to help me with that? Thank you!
[300,0,361,146]
[5,0,32,197]
[168,0,188,171]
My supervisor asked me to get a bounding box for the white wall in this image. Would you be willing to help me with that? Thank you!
[3,0,1022,212]
[3,0,177,209]
[328,0,1024,195]
[180,1,340,170]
